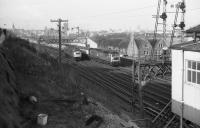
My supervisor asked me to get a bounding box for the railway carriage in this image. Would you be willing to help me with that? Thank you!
[64,45,82,61]
[80,48,90,60]
[89,48,120,66]
[41,42,82,61]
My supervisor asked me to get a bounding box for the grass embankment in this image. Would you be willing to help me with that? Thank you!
[0,37,92,128]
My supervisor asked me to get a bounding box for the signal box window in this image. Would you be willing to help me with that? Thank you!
[187,60,200,85]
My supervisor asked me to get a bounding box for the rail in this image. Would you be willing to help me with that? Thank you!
[39,44,172,126]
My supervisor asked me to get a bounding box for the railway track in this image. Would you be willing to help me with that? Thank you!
[79,61,171,108]
[39,45,173,126]
[65,58,171,115]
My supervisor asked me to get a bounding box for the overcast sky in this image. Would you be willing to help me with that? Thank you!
[0,0,200,31]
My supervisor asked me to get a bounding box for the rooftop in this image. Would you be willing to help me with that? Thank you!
[186,24,200,33]
[134,37,150,49]
[170,40,200,52]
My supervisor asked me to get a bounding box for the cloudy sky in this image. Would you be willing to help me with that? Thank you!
[0,0,200,31]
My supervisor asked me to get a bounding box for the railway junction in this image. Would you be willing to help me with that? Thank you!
[1,0,200,128]
[27,15,200,127]
[34,41,199,128]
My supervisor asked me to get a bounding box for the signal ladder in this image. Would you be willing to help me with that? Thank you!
[170,0,186,45]
[152,0,186,128]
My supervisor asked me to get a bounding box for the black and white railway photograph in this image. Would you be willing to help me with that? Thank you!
[0,0,200,127]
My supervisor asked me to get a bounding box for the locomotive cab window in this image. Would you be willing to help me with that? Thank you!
[186,60,200,85]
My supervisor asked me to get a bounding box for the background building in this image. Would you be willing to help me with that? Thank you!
[127,33,152,58]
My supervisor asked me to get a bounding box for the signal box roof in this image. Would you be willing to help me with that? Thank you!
[170,40,200,52]
[186,25,200,33]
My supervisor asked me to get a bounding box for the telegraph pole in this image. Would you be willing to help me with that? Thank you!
[131,33,136,113]
[138,50,144,118]
[77,26,80,37]
[72,26,80,43]
[50,18,68,67]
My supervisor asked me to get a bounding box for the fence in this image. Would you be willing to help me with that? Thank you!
[120,54,171,67]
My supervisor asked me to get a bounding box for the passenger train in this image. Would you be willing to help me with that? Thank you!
[39,42,82,61]
[89,48,120,66]
[39,42,120,65]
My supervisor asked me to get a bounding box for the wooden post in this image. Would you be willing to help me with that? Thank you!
[138,49,144,118]
[50,18,68,67]
[131,33,136,113]
[131,59,136,113]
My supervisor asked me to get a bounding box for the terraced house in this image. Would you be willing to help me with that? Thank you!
[127,33,152,59]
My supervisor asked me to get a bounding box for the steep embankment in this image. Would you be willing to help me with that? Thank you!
[0,30,22,128]
[0,37,85,128]
[0,47,21,128]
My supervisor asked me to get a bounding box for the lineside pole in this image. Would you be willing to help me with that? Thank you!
[138,50,144,118]
[152,0,161,60]
[131,33,136,113]
[131,59,136,113]
[50,18,68,67]
[180,1,185,128]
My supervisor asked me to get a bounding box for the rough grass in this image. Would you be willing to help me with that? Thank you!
[0,37,87,128]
